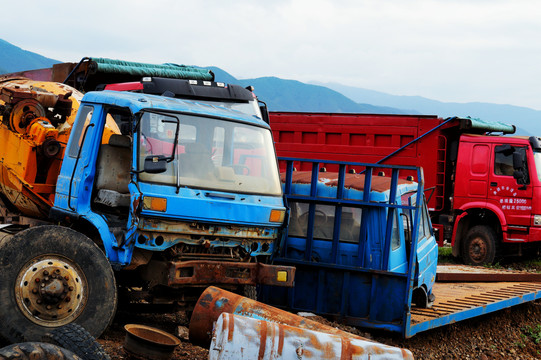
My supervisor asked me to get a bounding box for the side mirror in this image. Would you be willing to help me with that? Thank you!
[513,152,525,169]
[144,155,168,174]
[258,101,270,124]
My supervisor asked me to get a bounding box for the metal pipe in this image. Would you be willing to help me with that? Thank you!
[189,286,372,347]
[209,313,414,360]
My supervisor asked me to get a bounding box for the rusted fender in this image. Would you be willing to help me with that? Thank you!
[209,313,414,360]
[191,286,370,347]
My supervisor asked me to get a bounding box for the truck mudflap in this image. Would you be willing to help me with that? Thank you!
[167,260,295,287]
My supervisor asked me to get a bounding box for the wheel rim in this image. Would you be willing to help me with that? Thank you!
[15,255,88,327]
[468,237,488,263]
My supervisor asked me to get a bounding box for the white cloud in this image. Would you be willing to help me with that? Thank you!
[3,0,541,108]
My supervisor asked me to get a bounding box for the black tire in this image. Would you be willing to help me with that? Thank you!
[461,225,498,265]
[43,323,110,360]
[0,225,117,343]
[0,342,80,360]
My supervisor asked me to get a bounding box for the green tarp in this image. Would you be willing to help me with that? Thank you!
[460,117,516,134]
[90,58,213,81]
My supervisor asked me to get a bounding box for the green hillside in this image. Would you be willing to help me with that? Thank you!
[0,39,59,73]
[207,68,407,114]
[320,82,541,136]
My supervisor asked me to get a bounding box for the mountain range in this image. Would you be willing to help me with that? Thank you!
[0,39,58,74]
[1,39,539,135]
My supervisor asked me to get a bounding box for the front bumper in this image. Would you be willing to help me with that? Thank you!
[167,260,295,287]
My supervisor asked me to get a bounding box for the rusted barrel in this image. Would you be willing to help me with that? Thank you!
[209,313,414,360]
[190,286,371,347]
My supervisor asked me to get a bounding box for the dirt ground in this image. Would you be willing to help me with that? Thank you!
[98,296,541,359]
[98,259,541,359]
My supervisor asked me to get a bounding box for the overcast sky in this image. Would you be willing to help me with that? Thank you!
[3,0,541,109]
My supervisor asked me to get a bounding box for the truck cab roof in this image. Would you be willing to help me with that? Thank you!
[460,133,531,144]
[81,90,268,128]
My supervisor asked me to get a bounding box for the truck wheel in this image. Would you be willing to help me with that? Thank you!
[0,225,117,343]
[43,323,110,360]
[0,342,80,360]
[462,225,498,265]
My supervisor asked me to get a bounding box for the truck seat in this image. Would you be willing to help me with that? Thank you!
[179,143,214,178]
[94,134,132,208]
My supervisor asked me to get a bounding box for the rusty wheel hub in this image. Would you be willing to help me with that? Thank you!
[469,237,487,262]
[15,256,87,326]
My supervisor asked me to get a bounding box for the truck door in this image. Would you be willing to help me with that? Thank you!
[55,105,101,211]
[488,144,533,237]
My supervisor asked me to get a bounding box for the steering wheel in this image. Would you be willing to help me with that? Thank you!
[299,209,328,225]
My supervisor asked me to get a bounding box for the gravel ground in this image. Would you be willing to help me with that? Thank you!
[98,297,541,359]
[92,256,541,359]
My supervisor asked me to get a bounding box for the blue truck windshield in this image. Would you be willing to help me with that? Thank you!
[138,111,282,196]
[202,99,262,118]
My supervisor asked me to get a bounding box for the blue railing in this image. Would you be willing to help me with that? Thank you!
[262,157,426,335]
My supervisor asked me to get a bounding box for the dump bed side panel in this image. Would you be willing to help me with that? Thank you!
[270,112,447,212]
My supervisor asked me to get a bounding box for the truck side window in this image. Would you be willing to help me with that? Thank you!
[420,204,432,241]
[494,145,530,184]
[391,211,401,250]
[68,105,94,158]
[401,192,432,244]
[288,202,361,243]
[494,145,515,176]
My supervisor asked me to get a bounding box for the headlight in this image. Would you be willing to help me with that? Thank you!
[534,215,541,226]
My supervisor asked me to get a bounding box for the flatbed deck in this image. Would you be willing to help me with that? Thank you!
[406,267,541,336]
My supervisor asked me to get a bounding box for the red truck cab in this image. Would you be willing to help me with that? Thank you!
[453,134,541,263]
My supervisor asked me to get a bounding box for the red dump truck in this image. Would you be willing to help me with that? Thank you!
[270,112,541,265]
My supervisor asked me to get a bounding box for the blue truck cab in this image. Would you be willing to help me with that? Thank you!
[51,78,293,304]
[262,159,438,332]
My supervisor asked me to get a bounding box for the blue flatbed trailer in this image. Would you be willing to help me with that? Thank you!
[408,279,541,337]
[262,158,541,337]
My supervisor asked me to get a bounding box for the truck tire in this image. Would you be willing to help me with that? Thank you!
[0,225,117,343]
[0,342,80,360]
[43,323,110,360]
[461,225,498,265]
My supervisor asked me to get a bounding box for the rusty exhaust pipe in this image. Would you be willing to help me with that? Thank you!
[189,286,373,347]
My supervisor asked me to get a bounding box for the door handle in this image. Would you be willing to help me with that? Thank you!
[490,182,497,187]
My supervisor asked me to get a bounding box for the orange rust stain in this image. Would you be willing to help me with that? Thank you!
[340,338,351,360]
[303,349,314,357]
[349,343,365,355]
[277,324,285,356]
[227,313,234,343]
[321,342,336,358]
[402,348,414,359]
[257,320,268,360]
[367,344,386,355]
[221,314,228,334]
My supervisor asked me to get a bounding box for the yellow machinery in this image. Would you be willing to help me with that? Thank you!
[0,78,119,218]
